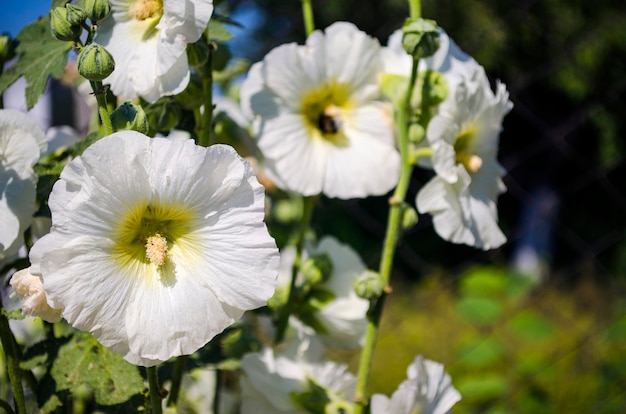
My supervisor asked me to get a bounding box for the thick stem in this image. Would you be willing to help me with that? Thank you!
[274,196,317,344]
[197,29,214,147]
[0,298,26,414]
[146,366,163,414]
[353,52,421,413]
[166,356,186,407]
[301,0,315,36]
[89,80,113,135]
[409,0,421,19]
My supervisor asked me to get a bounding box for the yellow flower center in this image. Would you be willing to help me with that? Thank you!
[130,0,163,21]
[300,82,352,146]
[111,203,196,281]
[454,127,483,173]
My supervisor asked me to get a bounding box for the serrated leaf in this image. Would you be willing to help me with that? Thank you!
[0,15,73,109]
[51,332,144,406]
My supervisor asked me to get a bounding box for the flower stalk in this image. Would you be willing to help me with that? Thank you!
[0,298,26,414]
[147,366,163,414]
[198,28,214,147]
[353,4,422,410]
[302,0,315,36]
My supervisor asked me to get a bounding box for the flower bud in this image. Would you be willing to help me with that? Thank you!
[50,7,83,41]
[186,40,210,67]
[77,43,115,81]
[301,253,333,286]
[402,18,440,59]
[77,0,111,22]
[65,4,87,26]
[0,33,16,64]
[354,270,384,300]
[175,70,204,110]
[110,101,149,133]
[399,201,418,231]
[145,98,182,133]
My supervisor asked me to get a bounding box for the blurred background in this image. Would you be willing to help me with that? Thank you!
[3,0,626,412]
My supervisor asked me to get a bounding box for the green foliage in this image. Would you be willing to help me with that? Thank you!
[0,14,73,109]
[366,267,626,413]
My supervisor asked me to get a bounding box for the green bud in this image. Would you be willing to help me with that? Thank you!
[301,254,333,286]
[399,201,418,231]
[354,270,384,300]
[407,122,425,144]
[291,378,332,414]
[326,400,354,414]
[77,43,115,81]
[186,40,210,68]
[50,7,82,41]
[421,69,448,108]
[110,101,149,133]
[402,18,440,59]
[0,33,17,63]
[145,98,182,133]
[77,0,111,22]
[65,4,87,26]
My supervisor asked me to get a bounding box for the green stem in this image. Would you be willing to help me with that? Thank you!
[301,0,315,36]
[408,0,421,19]
[198,30,214,147]
[146,366,163,414]
[274,196,317,344]
[353,53,421,413]
[166,356,186,407]
[0,299,26,414]
[212,369,221,414]
[89,80,113,135]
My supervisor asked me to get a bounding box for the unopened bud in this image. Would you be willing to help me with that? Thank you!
[399,201,418,231]
[354,270,384,300]
[402,18,440,59]
[65,4,87,26]
[0,34,16,63]
[77,0,111,22]
[110,101,149,133]
[77,43,115,81]
[50,7,82,41]
[186,40,210,67]
[301,254,333,286]
[145,98,182,132]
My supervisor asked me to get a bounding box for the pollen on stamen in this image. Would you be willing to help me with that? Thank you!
[145,233,168,266]
[465,154,483,173]
[130,0,163,21]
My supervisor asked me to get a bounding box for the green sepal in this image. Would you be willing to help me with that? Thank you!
[0,16,73,109]
[354,270,384,300]
[110,101,149,133]
[290,378,332,413]
[300,253,333,286]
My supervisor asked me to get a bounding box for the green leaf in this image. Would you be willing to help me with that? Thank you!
[208,19,233,42]
[456,296,503,323]
[459,267,507,298]
[456,374,510,402]
[51,332,144,406]
[0,14,73,109]
[508,311,555,341]
[457,337,505,367]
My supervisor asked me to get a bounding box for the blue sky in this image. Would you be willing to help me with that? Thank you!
[1,1,52,36]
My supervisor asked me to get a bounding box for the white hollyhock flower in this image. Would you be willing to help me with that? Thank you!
[28,131,279,366]
[96,0,213,102]
[10,268,63,323]
[240,331,356,414]
[416,68,512,250]
[240,21,400,199]
[276,236,369,348]
[370,355,461,414]
[0,109,46,264]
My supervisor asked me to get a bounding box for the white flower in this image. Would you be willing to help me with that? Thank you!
[240,331,356,414]
[240,21,400,198]
[276,236,369,348]
[416,68,512,250]
[96,0,213,102]
[29,131,279,366]
[10,268,63,323]
[0,109,46,264]
[370,355,461,414]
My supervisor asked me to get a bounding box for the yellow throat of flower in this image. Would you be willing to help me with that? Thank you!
[454,127,483,173]
[130,0,163,21]
[300,82,352,146]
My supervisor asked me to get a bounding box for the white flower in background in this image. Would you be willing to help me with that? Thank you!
[370,355,461,414]
[276,236,369,348]
[416,68,512,250]
[240,21,400,199]
[96,0,213,102]
[28,131,279,366]
[0,109,46,264]
[10,268,62,323]
[240,331,356,414]
[381,27,512,250]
